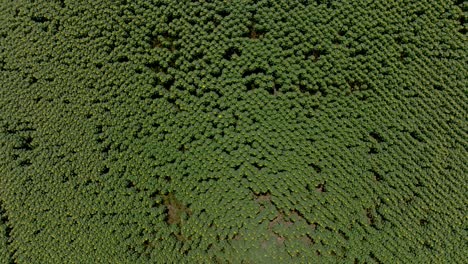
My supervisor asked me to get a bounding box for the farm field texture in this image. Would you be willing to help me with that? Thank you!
[0,0,466,263]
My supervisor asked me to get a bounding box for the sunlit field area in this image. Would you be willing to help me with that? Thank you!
[1,0,466,263]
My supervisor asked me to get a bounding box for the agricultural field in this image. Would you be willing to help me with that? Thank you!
[0,0,466,263]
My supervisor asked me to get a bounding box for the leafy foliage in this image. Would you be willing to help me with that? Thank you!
[0,0,466,262]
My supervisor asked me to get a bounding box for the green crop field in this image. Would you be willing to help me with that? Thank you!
[0,0,466,263]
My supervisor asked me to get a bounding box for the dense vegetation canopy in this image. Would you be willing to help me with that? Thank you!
[0,0,466,263]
